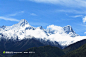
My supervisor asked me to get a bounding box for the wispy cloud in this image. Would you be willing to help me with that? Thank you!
[83,16,86,23]
[84,32,86,34]
[29,0,86,8]
[0,11,24,22]
[0,16,19,22]
[70,15,83,18]
[61,19,73,21]
[6,11,24,17]
[30,13,37,16]
[55,9,86,14]
[78,23,86,27]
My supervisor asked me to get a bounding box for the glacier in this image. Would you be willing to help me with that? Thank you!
[0,19,86,47]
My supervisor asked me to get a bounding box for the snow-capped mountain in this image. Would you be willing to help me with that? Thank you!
[0,19,86,48]
[63,25,79,37]
[46,25,79,37]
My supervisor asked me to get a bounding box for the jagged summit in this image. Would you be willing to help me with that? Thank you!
[63,25,79,37]
[18,19,29,27]
[66,25,71,27]
[63,25,74,33]
[39,26,44,29]
[0,25,6,29]
[0,19,31,32]
[64,25,72,28]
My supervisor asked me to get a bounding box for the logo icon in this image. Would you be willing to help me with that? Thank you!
[3,51,5,54]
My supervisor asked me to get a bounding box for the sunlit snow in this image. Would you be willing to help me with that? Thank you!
[0,19,86,46]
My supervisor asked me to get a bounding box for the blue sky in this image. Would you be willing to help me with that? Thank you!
[0,0,86,36]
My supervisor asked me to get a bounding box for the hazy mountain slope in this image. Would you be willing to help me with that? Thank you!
[0,38,44,51]
[63,39,86,53]
[12,46,65,57]
[0,38,45,57]
[62,43,86,57]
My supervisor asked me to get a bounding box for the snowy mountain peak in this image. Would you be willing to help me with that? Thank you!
[18,19,29,27]
[0,25,6,29]
[63,25,79,37]
[64,25,72,29]
[63,25,74,33]
[39,26,44,29]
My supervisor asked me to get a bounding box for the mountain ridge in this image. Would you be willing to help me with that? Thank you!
[0,19,86,47]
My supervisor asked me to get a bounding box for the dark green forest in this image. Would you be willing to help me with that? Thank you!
[12,46,65,57]
[63,39,86,53]
[1,39,86,57]
[62,43,86,57]
[1,43,86,57]
[12,39,86,57]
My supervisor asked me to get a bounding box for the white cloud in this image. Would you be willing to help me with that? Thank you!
[29,0,86,7]
[0,11,25,22]
[55,9,86,14]
[6,11,24,17]
[47,25,64,33]
[83,16,86,23]
[0,16,19,22]
[71,15,83,18]
[84,32,86,34]
[47,25,62,30]
[30,13,37,16]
